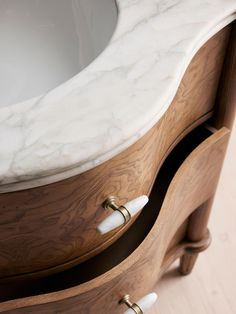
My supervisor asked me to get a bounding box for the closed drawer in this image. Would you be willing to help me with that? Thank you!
[0,124,230,313]
[0,26,230,280]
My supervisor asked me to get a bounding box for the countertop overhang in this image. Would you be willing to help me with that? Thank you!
[0,0,236,192]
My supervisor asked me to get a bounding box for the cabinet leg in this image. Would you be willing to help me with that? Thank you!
[179,197,214,275]
[180,254,199,276]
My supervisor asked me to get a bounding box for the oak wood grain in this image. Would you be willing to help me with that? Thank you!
[180,21,236,277]
[0,26,230,281]
[213,22,236,129]
[151,124,236,314]
[0,126,230,313]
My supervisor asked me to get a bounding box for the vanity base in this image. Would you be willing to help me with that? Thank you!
[0,19,235,314]
[0,24,231,282]
[0,121,231,313]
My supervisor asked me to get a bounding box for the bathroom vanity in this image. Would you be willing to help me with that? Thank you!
[0,0,235,313]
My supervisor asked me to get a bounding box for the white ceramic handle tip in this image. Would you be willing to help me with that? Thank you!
[124,195,149,216]
[97,195,149,235]
[124,293,158,314]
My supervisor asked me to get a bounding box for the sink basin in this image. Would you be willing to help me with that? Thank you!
[0,0,118,107]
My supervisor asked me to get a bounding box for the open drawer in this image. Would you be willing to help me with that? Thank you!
[0,124,230,314]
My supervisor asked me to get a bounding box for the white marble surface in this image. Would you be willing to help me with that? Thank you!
[0,0,235,193]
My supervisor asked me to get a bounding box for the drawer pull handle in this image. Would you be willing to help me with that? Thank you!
[120,293,158,314]
[97,195,149,234]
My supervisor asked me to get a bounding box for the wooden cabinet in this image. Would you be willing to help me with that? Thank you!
[0,125,230,313]
[0,22,235,314]
[0,26,231,281]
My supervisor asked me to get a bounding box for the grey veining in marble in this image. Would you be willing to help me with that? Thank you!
[0,0,235,192]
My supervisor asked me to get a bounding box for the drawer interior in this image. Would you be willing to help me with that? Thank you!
[0,123,213,302]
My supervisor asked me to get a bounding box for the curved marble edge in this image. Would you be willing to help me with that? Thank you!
[0,0,235,193]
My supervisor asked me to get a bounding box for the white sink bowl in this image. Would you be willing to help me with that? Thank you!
[0,0,118,107]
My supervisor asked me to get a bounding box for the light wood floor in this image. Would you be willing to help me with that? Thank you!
[151,125,236,314]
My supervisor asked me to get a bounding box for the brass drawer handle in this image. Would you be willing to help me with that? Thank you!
[120,293,158,314]
[97,195,149,235]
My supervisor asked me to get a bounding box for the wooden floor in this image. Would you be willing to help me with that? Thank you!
[151,125,236,314]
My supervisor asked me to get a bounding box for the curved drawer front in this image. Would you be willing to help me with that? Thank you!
[0,26,230,279]
[0,126,230,313]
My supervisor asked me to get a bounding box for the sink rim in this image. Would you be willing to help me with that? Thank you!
[0,0,235,192]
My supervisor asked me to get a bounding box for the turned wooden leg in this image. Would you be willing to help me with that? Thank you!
[180,254,198,276]
[179,197,214,275]
[180,22,236,276]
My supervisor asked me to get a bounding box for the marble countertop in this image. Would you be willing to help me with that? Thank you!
[0,0,235,193]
